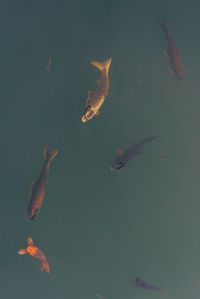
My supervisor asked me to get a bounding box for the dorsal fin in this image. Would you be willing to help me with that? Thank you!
[27,237,33,246]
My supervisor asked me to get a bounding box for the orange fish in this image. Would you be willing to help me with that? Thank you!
[81,58,112,123]
[18,237,50,273]
[27,146,58,220]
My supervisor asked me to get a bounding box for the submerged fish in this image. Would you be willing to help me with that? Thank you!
[81,58,112,123]
[160,20,185,81]
[18,237,50,273]
[46,56,52,72]
[27,146,58,220]
[111,136,158,170]
[135,277,161,291]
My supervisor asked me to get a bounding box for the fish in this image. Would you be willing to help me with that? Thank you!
[27,146,58,220]
[18,237,50,273]
[46,56,52,72]
[110,136,158,170]
[135,277,161,291]
[160,20,185,81]
[81,58,112,123]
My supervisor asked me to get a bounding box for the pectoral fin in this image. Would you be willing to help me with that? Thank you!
[164,50,170,60]
[18,248,27,255]
[95,110,100,116]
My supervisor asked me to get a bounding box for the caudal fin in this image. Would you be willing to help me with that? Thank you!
[91,58,112,74]
[44,146,58,162]
[159,19,170,36]
[41,259,50,273]
[141,136,159,144]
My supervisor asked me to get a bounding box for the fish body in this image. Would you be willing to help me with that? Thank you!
[81,58,112,123]
[160,21,185,81]
[111,136,158,170]
[18,237,50,273]
[135,278,160,291]
[27,147,58,220]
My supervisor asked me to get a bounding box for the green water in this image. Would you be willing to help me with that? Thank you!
[1,0,200,298]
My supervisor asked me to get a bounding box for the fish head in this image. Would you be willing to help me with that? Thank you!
[28,207,39,220]
[110,157,126,170]
[81,105,95,123]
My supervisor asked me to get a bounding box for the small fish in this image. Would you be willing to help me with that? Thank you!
[18,237,50,273]
[135,277,161,291]
[160,20,185,81]
[27,146,58,220]
[81,58,112,123]
[46,56,52,72]
[111,136,158,170]
[159,151,167,160]
[136,80,149,84]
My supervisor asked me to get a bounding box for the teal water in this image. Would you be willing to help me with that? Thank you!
[1,0,200,298]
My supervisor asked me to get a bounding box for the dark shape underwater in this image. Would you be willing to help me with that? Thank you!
[160,20,185,81]
[111,136,158,170]
[135,277,161,291]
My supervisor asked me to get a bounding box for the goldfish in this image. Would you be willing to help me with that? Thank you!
[135,277,161,291]
[27,146,58,220]
[110,136,158,170]
[81,58,112,123]
[160,20,185,81]
[18,237,50,273]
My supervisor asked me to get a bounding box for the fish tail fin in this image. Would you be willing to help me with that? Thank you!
[44,146,58,162]
[18,248,27,255]
[142,136,159,144]
[41,259,50,273]
[91,58,112,74]
[159,18,170,34]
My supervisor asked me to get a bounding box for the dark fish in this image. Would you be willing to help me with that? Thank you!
[135,278,161,291]
[27,146,58,220]
[110,136,158,170]
[18,237,50,273]
[160,20,185,81]
[81,58,112,123]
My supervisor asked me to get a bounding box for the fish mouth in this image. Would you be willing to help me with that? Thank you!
[28,214,36,220]
[81,115,87,123]
[27,208,39,220]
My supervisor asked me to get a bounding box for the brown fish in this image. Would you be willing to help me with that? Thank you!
[18,237,50,273]
[160,21,185,81]
[81,58,112,123]
[27,146,58,220]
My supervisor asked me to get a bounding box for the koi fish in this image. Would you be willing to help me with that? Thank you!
[27,146,58,220]
[135,277,161,291]
[81,58,112,123]
[110,136,158,170]
[160,20,185,81]
[18,237,50,273]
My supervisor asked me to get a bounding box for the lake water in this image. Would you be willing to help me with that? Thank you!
[1,0,200,298]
